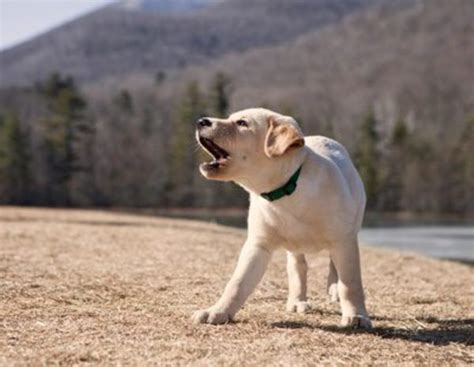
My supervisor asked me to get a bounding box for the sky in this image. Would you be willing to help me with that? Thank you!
[0,0,116,51]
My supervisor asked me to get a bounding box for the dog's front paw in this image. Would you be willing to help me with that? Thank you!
[340,315,372,330]
[192,308,232,325]
[286,300,311,314]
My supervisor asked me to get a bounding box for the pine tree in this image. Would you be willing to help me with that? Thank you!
[461,116,474,212]
[209,72,232,118]
[155,71,166,85]
[384,118,410,210]
[449,116,474,213]
[391,118,409,146]
[169,81,207,205]
[114,89,134,114]
[0,113,31,204]
[355,111,380,209]
[37,73,89,205]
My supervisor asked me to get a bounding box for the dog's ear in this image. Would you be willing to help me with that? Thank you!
[264,115,304,158]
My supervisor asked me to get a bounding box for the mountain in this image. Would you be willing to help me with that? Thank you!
[0,0,395,87]
[116,0,222,12]
[168,0,473,141]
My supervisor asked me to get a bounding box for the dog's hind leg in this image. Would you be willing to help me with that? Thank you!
[330,239,372,329]
[327,257,339,303]
[286,251,311,313]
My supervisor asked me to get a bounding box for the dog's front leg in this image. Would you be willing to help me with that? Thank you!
[286,252,311,313]
[192,239,272,325]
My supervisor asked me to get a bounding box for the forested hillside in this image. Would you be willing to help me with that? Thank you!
[170,0,473,212]
[0,0,472,214]
[0,0,388,86]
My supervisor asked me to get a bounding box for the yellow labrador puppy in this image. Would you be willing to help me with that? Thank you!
[192,108,371,329]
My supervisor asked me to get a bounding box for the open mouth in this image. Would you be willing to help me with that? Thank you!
[198,136,230,170]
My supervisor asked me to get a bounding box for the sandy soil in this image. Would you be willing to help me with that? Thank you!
[0,207,472,365]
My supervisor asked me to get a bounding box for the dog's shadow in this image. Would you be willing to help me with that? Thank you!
[271,316,474,346]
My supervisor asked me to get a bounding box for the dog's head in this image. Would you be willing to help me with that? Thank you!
[196,108,304,182]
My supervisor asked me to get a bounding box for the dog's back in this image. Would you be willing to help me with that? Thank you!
[305,135,366,228]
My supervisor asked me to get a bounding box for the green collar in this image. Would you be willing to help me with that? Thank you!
[261,166,302,202]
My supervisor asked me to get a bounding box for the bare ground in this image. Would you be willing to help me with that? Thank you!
[0,207,472,365]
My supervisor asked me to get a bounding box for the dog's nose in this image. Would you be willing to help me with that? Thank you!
[197,117,212,128]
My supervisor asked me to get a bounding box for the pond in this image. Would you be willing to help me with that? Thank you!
[359,226,474,262]
[137,209,474,262]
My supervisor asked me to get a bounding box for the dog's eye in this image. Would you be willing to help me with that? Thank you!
[236,119,249,127]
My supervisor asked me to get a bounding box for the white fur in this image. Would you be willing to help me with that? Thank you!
[193,108,372,329]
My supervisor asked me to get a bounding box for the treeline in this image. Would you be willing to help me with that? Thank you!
[354,112,473,213]
[0,72,246,208]
[0,72,473,214]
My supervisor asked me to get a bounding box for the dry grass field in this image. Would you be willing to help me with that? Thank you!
[0,207,473,365]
